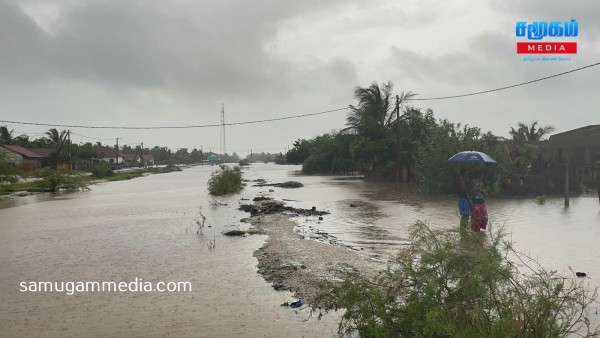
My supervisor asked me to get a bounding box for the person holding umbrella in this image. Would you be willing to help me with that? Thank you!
[447,151,496,232]
[469,169,488,232]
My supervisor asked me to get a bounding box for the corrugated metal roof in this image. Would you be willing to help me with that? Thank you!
[0,145,46,158]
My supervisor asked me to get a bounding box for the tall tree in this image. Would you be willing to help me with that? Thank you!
[44,128,67,146]
[14,134,30,147]
[345,81,394,138]
[510,121,555,142]
[0,126,15,145]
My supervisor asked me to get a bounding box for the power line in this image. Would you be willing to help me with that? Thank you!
[118,138,142,145]
[0,108,348,130]
[1,61,598,129]
[70,132,115,141]
[407,61,600,101]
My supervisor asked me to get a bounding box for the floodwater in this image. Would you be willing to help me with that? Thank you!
[1,163,599,337]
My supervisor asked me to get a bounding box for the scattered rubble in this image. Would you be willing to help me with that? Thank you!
[239,200,329,217]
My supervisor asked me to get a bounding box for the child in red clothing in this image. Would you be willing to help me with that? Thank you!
[469,170,488,232]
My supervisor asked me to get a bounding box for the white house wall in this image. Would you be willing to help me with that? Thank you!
[101,156,124,164]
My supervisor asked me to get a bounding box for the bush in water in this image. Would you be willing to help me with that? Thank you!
[208,165,243,196]
[36,168,88,192]
[313,221,598,337]
[91,161,114,178]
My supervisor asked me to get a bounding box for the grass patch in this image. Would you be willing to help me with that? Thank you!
[277,181,303,188]
[106,171,145,181]
[223,230,246,236]
[223,228,265,236]
[252,196,272,201]
[246,228,265,235]
[0,165,183,196]
[239,204,254,212]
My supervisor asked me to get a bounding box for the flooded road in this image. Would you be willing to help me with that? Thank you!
[0,165,340,337]
[1,163,599,336]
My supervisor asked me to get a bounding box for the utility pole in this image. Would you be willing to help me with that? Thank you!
[564,163,570,207]
[116,138,120,166]
[140,142,144,167]
[67,130,71,170]
[220,104,226,156]
[251,149,253,163]
[55,131,69,170]
[395,95,401,184]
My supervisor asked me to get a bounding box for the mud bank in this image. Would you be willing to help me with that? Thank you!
[249,212,385,302]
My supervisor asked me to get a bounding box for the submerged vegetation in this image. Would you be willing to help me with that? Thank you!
[35,168,89,192]
[0,165,183,196]
[313,222,598,337]
[223,228,264,236]
[91,161,114,178]
[277,181,304,188]
[207,165,244,196]
[285,81,558,195]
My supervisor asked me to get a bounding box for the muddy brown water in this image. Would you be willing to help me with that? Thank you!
[1,163,599,336]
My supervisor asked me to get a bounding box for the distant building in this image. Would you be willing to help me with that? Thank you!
[206,154,220,164]
[140,155,154,167]
[96,146,124,165]
[546,125,600,187]
[0,145,46,171]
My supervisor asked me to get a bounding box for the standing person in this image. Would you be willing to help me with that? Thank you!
[457,168,471,228]
[469,170,488,232]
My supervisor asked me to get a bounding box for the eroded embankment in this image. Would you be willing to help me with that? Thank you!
[248,210,385,302]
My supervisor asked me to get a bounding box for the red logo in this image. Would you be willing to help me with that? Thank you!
[517,42,577,54]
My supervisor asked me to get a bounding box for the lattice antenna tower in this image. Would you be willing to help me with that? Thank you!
[220,103,226,156]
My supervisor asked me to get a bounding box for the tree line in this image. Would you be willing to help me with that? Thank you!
[285,81,555,195]
[0,126,281,168]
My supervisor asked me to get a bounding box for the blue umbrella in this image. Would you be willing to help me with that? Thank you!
[447,151,496,163]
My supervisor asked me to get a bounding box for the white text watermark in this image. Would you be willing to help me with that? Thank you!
[19,278,192,296]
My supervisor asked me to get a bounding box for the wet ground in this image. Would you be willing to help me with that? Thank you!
[1,163,599,336]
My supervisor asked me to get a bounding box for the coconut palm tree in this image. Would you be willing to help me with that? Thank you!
[0,126,15,145]
[510,121,555,142]
[44,128,67,146]
[345,81,394,138]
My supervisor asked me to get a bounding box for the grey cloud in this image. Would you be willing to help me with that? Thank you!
[0,1,51,81]
[1,0,355,99]
[390,32,520,89]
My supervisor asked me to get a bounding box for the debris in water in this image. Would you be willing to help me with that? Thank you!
[239,200,329,217]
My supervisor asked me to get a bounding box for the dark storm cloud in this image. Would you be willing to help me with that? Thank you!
[0,1,51,81]
[0,0,356,100]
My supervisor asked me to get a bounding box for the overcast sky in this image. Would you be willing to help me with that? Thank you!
[1,0,598,155]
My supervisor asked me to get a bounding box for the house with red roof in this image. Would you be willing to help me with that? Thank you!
[0,145,46,171]
[95,146,124,165]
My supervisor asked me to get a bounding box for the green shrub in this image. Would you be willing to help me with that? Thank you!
[35,168,88,192]
[302,155,320,175]
[314,222,597,337]
[536,194,546,204]
[277,181,304,188]
[91,162,114,178]
[208,165,243,196]
[223,230,246,236]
